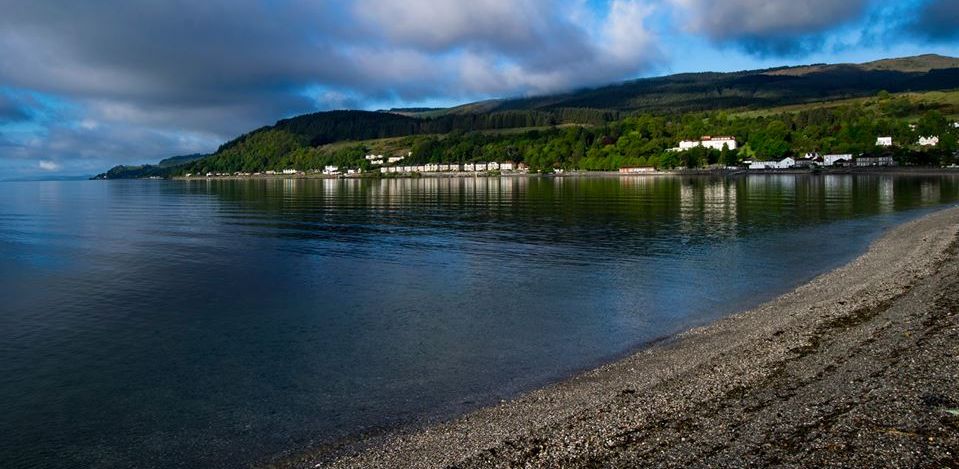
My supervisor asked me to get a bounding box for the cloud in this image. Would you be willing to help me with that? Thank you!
[0,0,665,175]
[668,0,872,56]
[38,160,61,171]
[0,93,31,122]
[905,0,959,41]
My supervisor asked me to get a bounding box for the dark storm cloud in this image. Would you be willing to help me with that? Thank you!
[906,0,959,41]
[0,0,664,174]
[0,0,661,134]
[0,94,30,122]
[669,0,872,56]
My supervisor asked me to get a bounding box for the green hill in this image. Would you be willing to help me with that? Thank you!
[92,153,207,179]
[95,54,959,178]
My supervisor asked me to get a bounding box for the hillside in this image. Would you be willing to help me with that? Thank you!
[92,153,207,180]
[475,54,959,114]
[95,54,959,178]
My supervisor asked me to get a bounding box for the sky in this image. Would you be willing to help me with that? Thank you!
[0,0,957,177]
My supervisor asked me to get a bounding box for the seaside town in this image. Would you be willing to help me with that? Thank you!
[183,130,958,179]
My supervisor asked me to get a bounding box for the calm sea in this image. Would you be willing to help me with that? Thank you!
[1,174,957,468]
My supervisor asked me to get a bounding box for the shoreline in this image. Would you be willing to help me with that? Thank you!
[277,205,959,468]
[162,166,959,182]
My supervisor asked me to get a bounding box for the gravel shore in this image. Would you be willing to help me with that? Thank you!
[289,206,959,468]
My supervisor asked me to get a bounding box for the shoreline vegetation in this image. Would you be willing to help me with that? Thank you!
[276,206,959,468]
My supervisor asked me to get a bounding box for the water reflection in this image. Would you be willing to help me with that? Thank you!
[1,174,958,469]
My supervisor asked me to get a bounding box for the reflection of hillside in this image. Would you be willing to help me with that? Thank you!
[176,175,959,254]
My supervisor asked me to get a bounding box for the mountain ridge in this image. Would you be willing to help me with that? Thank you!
[96,54,959,178]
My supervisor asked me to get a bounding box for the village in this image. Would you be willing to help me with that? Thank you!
[185,129,958,179]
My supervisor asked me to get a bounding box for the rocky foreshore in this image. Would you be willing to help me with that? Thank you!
[280,206,959,468]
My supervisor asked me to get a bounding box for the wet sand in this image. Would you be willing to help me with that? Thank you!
[285,206,959,468]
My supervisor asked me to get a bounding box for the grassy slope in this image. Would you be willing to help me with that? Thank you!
[733,89,959,119]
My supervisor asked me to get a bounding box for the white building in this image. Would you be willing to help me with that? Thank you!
[388,156,405,164]
[322,166,339,175]
[282,169,297,175]
[619,167,657,174]
[365,154,384,161]
[676,136,738,152]
[876,137,893,147]
[500,162,515,171]
[475,163,488,171]
[487,162,500,171]
[919,136,939,147]
[748,157,795,170]
[463,163,475,172]
[822,154,853,166]
[701,136,738,151]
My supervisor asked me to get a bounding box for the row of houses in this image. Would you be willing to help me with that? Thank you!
[379,162,526,174]
[366,153,408,165]
[748,153,895,170]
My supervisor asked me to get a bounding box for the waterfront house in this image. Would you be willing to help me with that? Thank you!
[619,167,657,174]
[464,163,476,172]
[488,162,500,171]
[323,165,339,175]
[748,157,795,170]
[517,163,530,172]
[475,163,489,172]
[919,136,940,146]
[876,137,893,147]
[282,169,297,175]
[388,156,405,164]
[822,154,853,166]
[500,162,515,171]
[856,155,895,167]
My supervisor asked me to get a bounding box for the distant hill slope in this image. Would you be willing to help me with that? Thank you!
[92,153,207,179]
[95,54,959,178]
[466,54,959,115]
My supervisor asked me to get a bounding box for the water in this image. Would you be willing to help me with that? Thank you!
[1,174,957,468]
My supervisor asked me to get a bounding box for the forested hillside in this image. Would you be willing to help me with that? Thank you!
[95,55,959,178]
